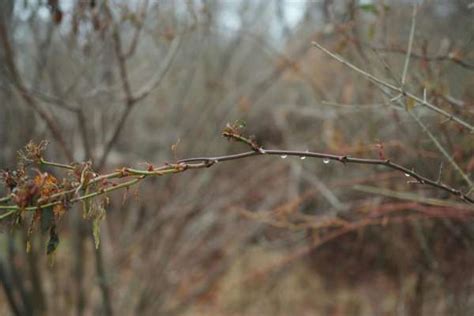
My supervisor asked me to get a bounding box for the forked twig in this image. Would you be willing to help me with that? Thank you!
[311,41,474,133]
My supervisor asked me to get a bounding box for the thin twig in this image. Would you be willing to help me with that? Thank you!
[311,41,474,132]
[122,0,149,59]
[409,112,473,188]
[353,185,470,208]
[1,145,472,219]
[401,4,417,86]
[237,213,470,289]
[132,36,182,103]
[40,159,74,170]
[97,5,134,170]
[436,162,444,183]
[372,79,473,191]
[0,209,16,220]
[372,46,474,71]
[97,23,181,170]
[0,20,74,161]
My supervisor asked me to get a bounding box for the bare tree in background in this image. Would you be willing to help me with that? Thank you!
[0,1,474,315]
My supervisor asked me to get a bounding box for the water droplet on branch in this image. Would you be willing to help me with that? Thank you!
[323,158,330,164]
[300,149,309,160]
[280,155,287,159]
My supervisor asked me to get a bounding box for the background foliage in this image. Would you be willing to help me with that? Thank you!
[1,0,474,315]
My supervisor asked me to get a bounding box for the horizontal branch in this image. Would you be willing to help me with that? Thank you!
[1,147,472,222]
[179,149,474,204]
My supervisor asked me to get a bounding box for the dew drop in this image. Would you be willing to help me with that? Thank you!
[323,158,330,164]
[280,155,287,159]
[300,149,310,160]
[404,173,410,177]
[214,160,219,164]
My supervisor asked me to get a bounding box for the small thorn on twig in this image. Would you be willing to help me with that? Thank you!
[441,115,454,125]
[176,162,188,171]
[205,160,216,168]
[338,155,348,164]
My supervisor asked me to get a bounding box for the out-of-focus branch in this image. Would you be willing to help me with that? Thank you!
[97,4,180,170]
[0,260,23,316]
[7,86,94,161]
[409,112,473,189]
[311,41,474,133]
[96,5,135,170]
[401,4,417,86]
[342,33,474,71]
[131,35,182,103]
[382,9,473,192]
[237,211,473,288]
[94,242,113,316]
[311,38,473,202]
[122,0,149,59]
[0,19,73,161]
[370,67,473,192]
[372,46,474,71]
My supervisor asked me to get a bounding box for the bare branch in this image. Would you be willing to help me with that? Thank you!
[372,46,474,71]
[1,136,472,222]
[401,4,417,86]
[311,41,474,133]
[0,19,73,161]
[409,112,473,189]
[97,9,181,170]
